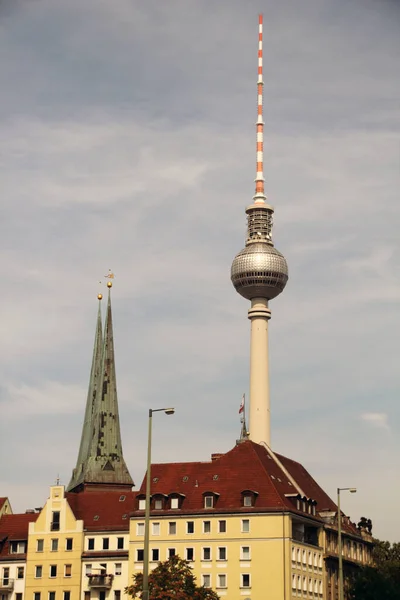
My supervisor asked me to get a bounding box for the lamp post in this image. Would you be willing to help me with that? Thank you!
[142,407,175,600]
[337,487,357,600]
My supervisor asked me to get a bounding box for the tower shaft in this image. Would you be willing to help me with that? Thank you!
[248,298,271,445]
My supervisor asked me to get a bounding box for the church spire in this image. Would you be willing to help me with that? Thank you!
[67,284,133,492]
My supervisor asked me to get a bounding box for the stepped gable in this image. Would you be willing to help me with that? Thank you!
[0,513,38,559]
[66,490,136,531]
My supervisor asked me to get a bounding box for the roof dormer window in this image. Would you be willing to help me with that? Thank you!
[241,490,258,508]
[203,492,219,509]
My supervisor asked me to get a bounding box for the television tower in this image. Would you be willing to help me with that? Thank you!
[231,14,288,446]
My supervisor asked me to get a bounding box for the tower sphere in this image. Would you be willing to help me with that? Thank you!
[231,243,288,301]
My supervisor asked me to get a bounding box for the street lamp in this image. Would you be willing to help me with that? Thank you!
[142,408,175,600]
[337,487,357,600]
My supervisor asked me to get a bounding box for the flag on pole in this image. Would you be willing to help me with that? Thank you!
[239,394,245,414]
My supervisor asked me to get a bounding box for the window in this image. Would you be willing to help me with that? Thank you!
[202,574,211,588]
[85,565,92,576]
[151,549,159,562]
[137,523,144,536]
[203,521,211,533]
[117,537,124,549]
[243,495,252,507]
[217,574,227,589]
[34,594,41,600]
[168,522,176,535]
[35,566,42,578]
[218,520,226,533]
[136,550,144,562]
[186,548,194,561]
[37,539,44,552]
[2,567,10,584]
[102,538,109,550]
[49,593,55,600]
[115,563,122,576]
[204,496,213,508]
[51,539,58,552]
[114,592,121,600]
[16,594,22,600]
[88,538,94,550]
[154,499,163,510]
[17,567,24,579]
[50,565,57,578]
[202,547,211,561]
[99,593,105,600]
[241,574,251,588]
[119,495,126,502]
[65,539,73,551]
[241,546,251,560]
[10,541,26,553]
[64,565,72,578]
[51,512,60,531]
[138,499,146,510]
[241,519,250,533]
[217,547,227,561]
[168,548,176,558]
[84,592,90,600]
[186,521,194,534]
[170,498,179,509]
[152,523,160,536]
[63,593,70,600]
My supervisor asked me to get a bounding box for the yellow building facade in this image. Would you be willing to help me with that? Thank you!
[25,486,83,600]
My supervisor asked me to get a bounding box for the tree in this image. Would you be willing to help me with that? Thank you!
[349,539,400,600]
[125,555,219,600]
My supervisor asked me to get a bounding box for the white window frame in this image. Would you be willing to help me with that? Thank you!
[138,499,146,510]
[202,547,212,561]
[36,540,44,552]
[202,574,211,588]
[49,565,57,579]
[152,522,160,536]
[241,546,251,560]
[241,519,250,533]
[64,564,72,578]
[186,547,194,561]
[35,566,42,579]
[217,546,227,561]
[186,521,194,534]
[151,548,160,562]
[217,574,227,589]
[170,497,179,509]
[154,498,163,510]
[114,563,122,576]
[218,520,226,533]
[241,573,251,588]
[136,523,145,536]
[51,539,58,552]
[168,522,177,535]
[203,520,211,533]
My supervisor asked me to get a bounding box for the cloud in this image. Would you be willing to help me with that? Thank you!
[360,412,390,430]
[0,0,399,543]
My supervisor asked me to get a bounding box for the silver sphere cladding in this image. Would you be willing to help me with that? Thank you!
[231,243,288,300]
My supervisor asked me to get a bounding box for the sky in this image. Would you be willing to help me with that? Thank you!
[0,0,399,542]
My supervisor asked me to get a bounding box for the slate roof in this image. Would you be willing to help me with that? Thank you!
[0,513,38,560]
[66,490,136,531]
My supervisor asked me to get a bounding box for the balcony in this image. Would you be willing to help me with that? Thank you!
[0,579,14,592]
[87,575,113,589]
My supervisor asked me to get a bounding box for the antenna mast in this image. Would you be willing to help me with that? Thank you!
[255,14,265,203]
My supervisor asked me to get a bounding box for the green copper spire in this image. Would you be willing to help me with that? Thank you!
[67,287,133,492]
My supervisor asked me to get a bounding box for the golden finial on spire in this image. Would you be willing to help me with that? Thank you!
[98,280,103,300]
[104,269,115,289]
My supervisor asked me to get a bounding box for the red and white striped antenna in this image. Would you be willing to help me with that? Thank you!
[254,14,265,203]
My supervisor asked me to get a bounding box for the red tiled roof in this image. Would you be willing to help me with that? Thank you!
[135,441,300,514]
[0,513,38,559]
[66,490,136,531]
[132,441,360,535]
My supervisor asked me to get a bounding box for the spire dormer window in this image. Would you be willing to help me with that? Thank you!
[203,492,220,509]
[241,490,259,508]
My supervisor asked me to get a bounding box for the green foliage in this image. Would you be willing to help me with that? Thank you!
[349,539,400,600]
[125,555,219,600]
